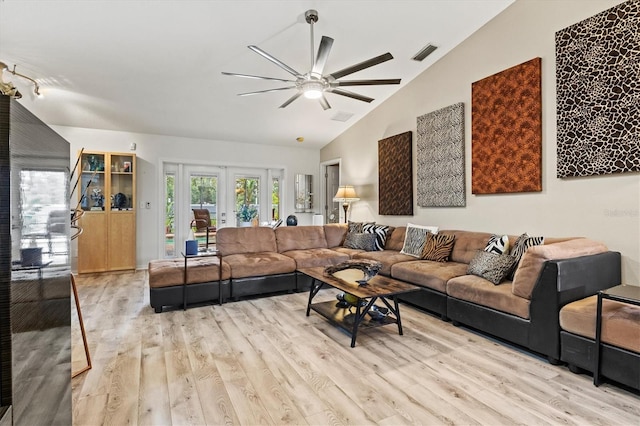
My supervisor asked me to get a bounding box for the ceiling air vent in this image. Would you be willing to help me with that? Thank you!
[412,43,438,61]
[331,112,354,122]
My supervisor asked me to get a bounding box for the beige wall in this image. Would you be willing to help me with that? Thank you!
[321,0,639,283]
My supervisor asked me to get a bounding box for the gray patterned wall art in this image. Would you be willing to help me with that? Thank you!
[417,102,465,207]
[556,1,640,178]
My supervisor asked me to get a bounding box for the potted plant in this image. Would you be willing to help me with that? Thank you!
[237,204,257,226]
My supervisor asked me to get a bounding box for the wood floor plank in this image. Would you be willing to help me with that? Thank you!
[71,271,640,426]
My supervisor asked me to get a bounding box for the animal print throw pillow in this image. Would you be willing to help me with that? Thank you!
[467,251,517,285]
[421,232,456,262]
[400,223,439,258]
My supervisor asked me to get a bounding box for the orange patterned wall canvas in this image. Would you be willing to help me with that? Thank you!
[471,57,542,194]
[379,131,413,215]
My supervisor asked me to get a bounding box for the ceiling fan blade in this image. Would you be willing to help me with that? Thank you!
[329,52,394,80]
[318,95,331,110]
[279,92,303,108]
[312,36,334,76]
[329,88,374,103]
[336,78,401,86]
[248,45,302,78]
[238,86,296,97]
[221,72,295,83]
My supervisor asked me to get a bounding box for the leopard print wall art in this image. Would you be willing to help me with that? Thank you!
[556,1,640,178]
[471,57,543,194]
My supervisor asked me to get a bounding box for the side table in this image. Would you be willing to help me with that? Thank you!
[181,249,223,310]
[594,284,640,386]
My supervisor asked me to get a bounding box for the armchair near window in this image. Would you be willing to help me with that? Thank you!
[190,209,216,249]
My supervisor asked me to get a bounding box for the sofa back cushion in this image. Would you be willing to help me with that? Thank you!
[275,225,328,252]
[512,238,608,299]
[440,230,493,264]
[216,226,277,256]
[324,223,348,247]
[384,226,404,251]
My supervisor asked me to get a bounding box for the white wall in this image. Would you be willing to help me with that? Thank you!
[55,126,320,270]
[321,0,639,283]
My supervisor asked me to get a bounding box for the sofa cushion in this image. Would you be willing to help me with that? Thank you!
[344,232,377,251]
[512,238,608,299]
[275,226,328,252]
[421,232,455,262]
[148,257,231,288]
[363,223,390,251]
[560,295,640,353]
[324,223,347,248]
[391,260,468,293]
[216,227,277,256]
[400,223,439,257]
[508,233,544,279]
[447,274,530,319]
[282,248,349,269]
[384,226,404,251]
[467,251,517,285]
[330,246,365,258]
[440,230,493,264]
[353,250,415,277]
[222,252,296,279]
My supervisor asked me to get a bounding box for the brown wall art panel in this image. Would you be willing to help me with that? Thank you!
[556,1,640,178]
[379,131,413,215]
[471,57,542,194]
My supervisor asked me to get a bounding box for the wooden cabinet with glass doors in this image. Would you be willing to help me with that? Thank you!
[77,151,136,273]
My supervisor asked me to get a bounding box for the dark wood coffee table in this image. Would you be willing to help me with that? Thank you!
[298,267,420,347]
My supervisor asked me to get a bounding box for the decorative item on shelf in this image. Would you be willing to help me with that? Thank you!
[286,214,298,226]
[123,161,131,173]
[90,188,104,210]
[333,185,359,223]
[112,192,128,209]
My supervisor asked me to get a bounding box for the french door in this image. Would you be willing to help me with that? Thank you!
[162,163,282,258]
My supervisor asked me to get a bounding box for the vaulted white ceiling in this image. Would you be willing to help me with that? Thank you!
[0,0,513,148]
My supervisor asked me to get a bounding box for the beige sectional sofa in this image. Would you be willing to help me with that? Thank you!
[149,223,622,369]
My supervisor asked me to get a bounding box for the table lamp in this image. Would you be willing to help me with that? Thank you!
[333,186,360,223]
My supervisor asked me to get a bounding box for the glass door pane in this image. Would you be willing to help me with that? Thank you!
[164,172,175,257]
[190,174,218,248]
[235,176,259,226]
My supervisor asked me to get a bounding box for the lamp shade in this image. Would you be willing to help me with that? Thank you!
[333,185,359,203]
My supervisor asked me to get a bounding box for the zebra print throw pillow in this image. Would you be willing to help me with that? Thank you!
[484,234,509,254]
[400,223,439,258]
[362,223,390,251]
[508,233,544,279]
[467,251,517,285]
[421,232,456,262]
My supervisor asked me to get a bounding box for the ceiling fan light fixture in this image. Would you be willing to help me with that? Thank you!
[302,80,324,99]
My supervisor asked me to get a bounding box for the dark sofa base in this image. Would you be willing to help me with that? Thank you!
[151,280,230,313]
[397,287,448,320]
[560,331,640,391]
[231,273,296,300]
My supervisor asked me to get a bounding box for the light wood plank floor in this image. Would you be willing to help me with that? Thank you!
[71,271,639,425]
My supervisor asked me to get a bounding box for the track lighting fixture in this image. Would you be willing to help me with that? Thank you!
[0,62,42,98]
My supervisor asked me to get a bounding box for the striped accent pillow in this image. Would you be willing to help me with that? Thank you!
[362,223,390,251]
[400,223,439,258]
[421,232,456,262]
[484,234,509,254]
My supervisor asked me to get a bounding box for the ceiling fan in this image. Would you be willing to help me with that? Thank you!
[222,9,401,110]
